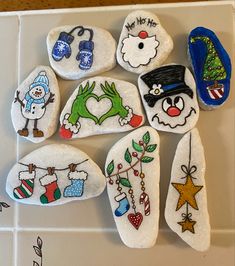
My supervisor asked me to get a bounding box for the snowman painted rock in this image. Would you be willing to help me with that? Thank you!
[165,128,210,251]
[59,76,144,139]
[47,25,116,80]
[11,66,60,143]
[105,126,160,248]
[6,144,106,206]
[138,64,199,134]
[116,10,173,74]
[188,27,231,110]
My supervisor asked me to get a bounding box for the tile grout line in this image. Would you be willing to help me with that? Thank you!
[13,14,21,266]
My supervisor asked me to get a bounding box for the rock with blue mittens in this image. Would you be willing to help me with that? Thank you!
[6,144,106,206]
[105,126,160,248]
[11,66,60,143]
[47,25,117,80]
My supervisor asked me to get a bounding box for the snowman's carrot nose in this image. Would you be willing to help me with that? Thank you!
[138,31,148,39]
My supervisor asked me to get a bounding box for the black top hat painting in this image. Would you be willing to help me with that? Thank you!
[141,65,193,107]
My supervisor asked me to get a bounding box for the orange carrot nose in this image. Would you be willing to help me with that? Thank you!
[138,31,148,39]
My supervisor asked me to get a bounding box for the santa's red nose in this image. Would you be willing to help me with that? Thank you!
[167,107,181,117]
[138,31,148,39]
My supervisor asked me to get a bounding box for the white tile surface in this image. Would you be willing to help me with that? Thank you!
[0,2,234,265]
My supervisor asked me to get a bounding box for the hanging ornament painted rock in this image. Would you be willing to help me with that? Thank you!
[59,76,144,139]
[47,25,116,80]
[188,27,231,110]
[165,128,210,251]
[11,66,60,143]
[138,64,199,134]
[116,10,173,74]
[6,144,106,206]
[105,126,160,248]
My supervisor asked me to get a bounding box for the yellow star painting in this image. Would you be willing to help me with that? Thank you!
[178,217,197,234]
[172,175,203,211]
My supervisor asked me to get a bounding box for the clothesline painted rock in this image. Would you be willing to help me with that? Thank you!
[59,76,145,139]
[188,27,231,110]
[138,64,199,134]
[11,66,60,143]
[6,144,106,206]
[116,10,173,74]
[105,126,160,248]
[47,25,117,80]
[165,128,210,251]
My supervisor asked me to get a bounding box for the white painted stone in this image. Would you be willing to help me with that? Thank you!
[59,76,145,139]
[165,128,210,251]
[105,126,160,248]
[6,144,106,206]
[138,64,199,134]
[116,10,173,74]
[47,25,116,80]
[11,66,60,143]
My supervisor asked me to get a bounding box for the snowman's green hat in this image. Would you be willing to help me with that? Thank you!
[30,71,49,94]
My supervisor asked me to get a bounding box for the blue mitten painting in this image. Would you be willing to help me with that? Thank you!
[188,27,231,110]
[52,32,74,61]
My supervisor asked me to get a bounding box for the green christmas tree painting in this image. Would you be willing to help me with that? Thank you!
[190,36,226,98]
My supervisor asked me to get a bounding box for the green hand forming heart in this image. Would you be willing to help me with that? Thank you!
[60,81,143,139]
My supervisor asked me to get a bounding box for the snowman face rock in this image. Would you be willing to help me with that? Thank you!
[121,32,160,68]
[152,93,198,130]
[138,65,199,134]
[29,86,46,99]
[117,10,173,74]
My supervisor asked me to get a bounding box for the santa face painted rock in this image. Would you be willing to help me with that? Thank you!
[6,144,106,206]
[116,10,173,74]
[47,25,116,80]
[138,64,199,134]
[165,128,210,251]
[105,126,160,248]
[11,66,60,143]
[59,76,144,139]
[188,27,231,110]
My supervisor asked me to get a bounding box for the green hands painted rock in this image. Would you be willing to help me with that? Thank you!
[60,76,144,139]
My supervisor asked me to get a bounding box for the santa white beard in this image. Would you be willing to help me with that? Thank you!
[151,94,197,130]
[121,34,159,68]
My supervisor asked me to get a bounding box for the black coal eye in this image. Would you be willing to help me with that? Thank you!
[138,42,144,49]
[174,96,184,110]
[162,97,172,112]
[166,98,172,105]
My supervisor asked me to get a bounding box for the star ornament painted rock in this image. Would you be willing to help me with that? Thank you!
[138,64,199,134]
[6,144,106,206]
[165,128,210,251]
[47,25,116,80]
[105,126,160,248]
[11,66,60,143]
[116,10,173,74]
[59,76,145,139]
[188,27,231,110]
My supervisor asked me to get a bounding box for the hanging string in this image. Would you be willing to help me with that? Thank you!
[68,26,93,41]
[180,132,197,179]
[18,159,89,172]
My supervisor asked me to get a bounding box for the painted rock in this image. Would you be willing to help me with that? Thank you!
[59,76,145,139]
[47,25,116,80]
[138,64,199,134]
[116,10,173,74]
[6,144,106,206]
[105,126,160,248]
[165,128,210,251]
[188,27,231,110]
[11,66,60,143]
